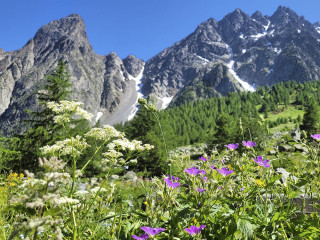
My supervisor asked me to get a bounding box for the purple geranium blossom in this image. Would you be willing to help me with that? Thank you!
[218,186,222,190]
[311,134,320,141]
[163,176,181,189]
[140,227,165,237]
[165,174,179,181]
[202,176,208,183]
[216,167,234,176]
[132,234,149,240]
[225,143,239,151]
[253,156,270,168]
[240,187,245,191]
[184,167,207,176]
[242,140,256,148]
[210,165,216,170]
[197,188,206,193]
[185,225,206,235]
[199,156,210,162]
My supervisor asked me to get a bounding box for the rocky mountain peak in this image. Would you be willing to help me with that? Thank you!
[270,6,300,25]
[34,14,86,42]
[123,55,144,77]
[218,8,263,43]
[251,10,269,26]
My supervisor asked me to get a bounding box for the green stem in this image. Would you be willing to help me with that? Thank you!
[152,111,168,161]
[80,138,110,173]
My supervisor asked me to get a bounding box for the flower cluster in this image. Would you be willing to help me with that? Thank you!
[40,135,89,156]
[108,138,153,152]
[84,125,125,141]
[47,100,93,123]
[163,175,181,189]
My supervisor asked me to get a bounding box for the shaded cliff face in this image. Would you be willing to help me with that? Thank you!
[142,6,320,106]
[0,14,144,135]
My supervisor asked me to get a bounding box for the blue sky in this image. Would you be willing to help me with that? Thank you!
[1,0,320,61]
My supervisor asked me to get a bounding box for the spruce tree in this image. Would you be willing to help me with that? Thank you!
[15,61,73,171]
[300,101,320,135]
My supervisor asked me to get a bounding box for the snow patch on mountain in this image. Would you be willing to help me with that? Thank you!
[159,96,174,109]
[127,67,145,121]
[95,112,103,123]
[196,55,210,63]
[226,45,255,92]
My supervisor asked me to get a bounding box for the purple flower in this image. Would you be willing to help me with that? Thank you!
[202,176,208,183]
[225,143,239,151]
[218,186,222,190]
[185,225,206,235]
[240,187,245,191]
[242,140,256,148]
[132,234,149,240]
[199,156,210,162]
[184,167,207,176]
[253,156,270,168]
[164,176,181,189]
[140,227,165,237]
[165,174,179,181]
[216,167,234,176]
[311,134,320,141]
[210,165,216,170]
[197,188,206,193]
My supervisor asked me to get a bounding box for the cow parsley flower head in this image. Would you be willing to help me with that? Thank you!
[47,100,93,124]
[85,125,125,141]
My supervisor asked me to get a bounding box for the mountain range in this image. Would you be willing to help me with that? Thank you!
[1,6,320,135]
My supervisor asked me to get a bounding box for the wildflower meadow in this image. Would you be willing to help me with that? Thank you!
[1,99,320,239]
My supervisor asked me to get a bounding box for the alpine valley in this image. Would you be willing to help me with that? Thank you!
[1,6,320,135]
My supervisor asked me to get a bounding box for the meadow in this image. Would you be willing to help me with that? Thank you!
[1,99,320,240]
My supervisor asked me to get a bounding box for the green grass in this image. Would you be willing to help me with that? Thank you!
[270,123,297,133]
[266,106,304,122]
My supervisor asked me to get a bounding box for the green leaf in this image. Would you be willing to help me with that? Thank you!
[237,218,257,239]
[43,207,61,217]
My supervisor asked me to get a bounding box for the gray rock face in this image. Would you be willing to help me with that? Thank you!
[142,6,320,107]
[0,14,144,135]
[2,7,320,134]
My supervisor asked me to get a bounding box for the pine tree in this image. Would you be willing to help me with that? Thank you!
[15,61,74,171]
[300,101,320,135]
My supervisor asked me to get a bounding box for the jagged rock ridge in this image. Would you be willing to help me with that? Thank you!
[142,6,320,106]
[1,6,320,134]
[0,14,144,135]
